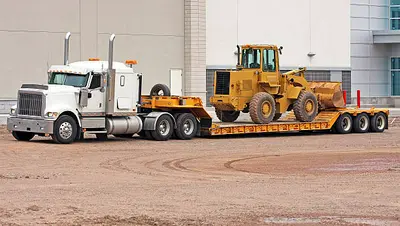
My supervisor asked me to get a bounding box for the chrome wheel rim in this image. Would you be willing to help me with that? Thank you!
[342,117,351,131]
[183,119,195,135]
[59,122,73,140]
[159,120,170,136]
[377,115,385,130]
[359,115,369,131]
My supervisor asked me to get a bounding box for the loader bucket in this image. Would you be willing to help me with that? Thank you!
[309,82,345,109]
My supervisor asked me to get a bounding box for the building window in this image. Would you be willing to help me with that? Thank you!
[391,1,400,30]
[391,58,400,95]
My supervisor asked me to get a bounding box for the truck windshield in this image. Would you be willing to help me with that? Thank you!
[48,73,89,87]
[242,48,261,69]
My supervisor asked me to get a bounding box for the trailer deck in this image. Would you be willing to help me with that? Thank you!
[141,95,389,138]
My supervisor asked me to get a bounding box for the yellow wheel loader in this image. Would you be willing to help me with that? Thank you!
[210,44,345,124]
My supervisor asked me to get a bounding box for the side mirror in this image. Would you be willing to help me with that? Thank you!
[279,46,284,55]
[100,73,107,93]
[79,88,89,107]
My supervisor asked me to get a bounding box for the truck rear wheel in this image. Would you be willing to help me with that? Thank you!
[52,115,77,144]
[370,112,386,133]
[215,109,240,122]
[293,91,318,122]
[151,115,174,141]
[249,92,276,124]
[334,113,353,134]
[175,113,198,140]
[150,84,171,97]
[12,131,35,141]
[353,113,370,133]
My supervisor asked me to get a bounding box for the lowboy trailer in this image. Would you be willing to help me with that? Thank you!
[141,95,389,139]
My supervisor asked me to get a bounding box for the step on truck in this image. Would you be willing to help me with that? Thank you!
[7,33,389,144]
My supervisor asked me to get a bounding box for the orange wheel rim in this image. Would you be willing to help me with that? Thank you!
[262,101,272,116]
[305,100,314,113]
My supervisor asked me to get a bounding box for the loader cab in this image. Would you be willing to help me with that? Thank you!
[240,45,281,92]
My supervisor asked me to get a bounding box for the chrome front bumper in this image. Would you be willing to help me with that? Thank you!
[7,117,54,134]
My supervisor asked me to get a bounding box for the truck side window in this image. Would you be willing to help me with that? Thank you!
[263,49,276,72]
[89,74,101,89]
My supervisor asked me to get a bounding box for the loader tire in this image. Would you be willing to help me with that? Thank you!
[249,92,276,124]
[293,91,318,122]
[215,109,240,122]
[150,84,171,97]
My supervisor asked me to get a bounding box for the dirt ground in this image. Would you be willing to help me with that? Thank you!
[0,126,400,226]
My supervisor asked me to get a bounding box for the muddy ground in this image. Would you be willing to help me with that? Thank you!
[0,126,399,226]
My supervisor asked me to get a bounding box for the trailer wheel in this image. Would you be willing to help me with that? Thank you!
[52,115,77,144]
[215,109,240,122]
[151,115,174,141]
[249,92,276,124]
[95,133,108,141]
[370,112,386,133]
[12,131,35,141]
[334,113,353,134]
[150,84,171,97]
[293,91,318,122]
[353,113,370,133]
[175,113,198,140]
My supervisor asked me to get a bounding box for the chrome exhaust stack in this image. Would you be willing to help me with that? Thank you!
[106,34,116,115]
[64,32,71,65]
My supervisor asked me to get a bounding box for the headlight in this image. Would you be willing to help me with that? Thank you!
[10,108,16,116]
[45,112,59,118]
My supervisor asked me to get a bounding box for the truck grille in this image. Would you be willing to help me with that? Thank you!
[215,71,230,95]
[18,93,43,116]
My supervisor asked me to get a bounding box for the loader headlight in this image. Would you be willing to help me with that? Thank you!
[45,112,59,118]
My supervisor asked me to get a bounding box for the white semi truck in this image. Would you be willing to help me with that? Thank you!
[7,32,203,144]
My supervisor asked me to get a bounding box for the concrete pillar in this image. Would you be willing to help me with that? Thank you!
[184,0,207,102]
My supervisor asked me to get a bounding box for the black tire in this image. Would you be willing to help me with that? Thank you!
[150,84,171,97]
[145,130,154,140]
[51,115,78,144]
[138,130,146,138]
[151,115,174,141]
[215,109,240,122]
[353,113,370,133]
[334,113,353,134]
[95,133,108,141]
[273,113,282,121]
[293,91,318,122]
[249,92,276,124]
[12,131,35,141]
[114,134,134,138]
[175,113,198,140]
[370,112,386,133]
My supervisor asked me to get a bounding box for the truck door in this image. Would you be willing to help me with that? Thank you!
[83,74,105,114]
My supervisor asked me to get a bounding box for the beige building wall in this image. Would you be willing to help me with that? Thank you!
[0,0,187,102]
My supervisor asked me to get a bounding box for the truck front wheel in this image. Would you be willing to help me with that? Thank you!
[12,131,35,141]
[51,115,77,144]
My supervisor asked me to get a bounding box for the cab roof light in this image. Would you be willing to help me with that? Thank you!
[125,60,138,65]
[89,58,100,61]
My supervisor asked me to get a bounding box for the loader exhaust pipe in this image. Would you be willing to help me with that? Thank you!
[64,32,71,65]
[236,45,241,66]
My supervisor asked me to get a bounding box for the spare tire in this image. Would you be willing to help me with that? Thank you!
[150,84,171,97]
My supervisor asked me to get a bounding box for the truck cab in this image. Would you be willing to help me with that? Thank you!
[7,33,185,144]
